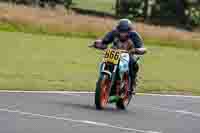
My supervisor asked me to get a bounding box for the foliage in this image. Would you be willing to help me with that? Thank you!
[116,0,200,27]
[116,0,143,18]
[188,7,200,26]
[64,0,72,9]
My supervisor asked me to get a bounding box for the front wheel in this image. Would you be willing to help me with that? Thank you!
[95,74,110,110]
[116,74,132,110]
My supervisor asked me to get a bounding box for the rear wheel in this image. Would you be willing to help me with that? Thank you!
[95,74,110,110]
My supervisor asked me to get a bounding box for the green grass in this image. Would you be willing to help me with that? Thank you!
[0,30,200,95]
[139,46,200,95]
[73,0,115,14]
[0,31,98,91]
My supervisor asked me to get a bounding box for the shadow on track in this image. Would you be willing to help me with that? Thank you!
[51,100,132,114]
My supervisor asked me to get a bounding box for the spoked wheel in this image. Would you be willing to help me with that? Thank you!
[95,74,110,110]
[116,74,132,110]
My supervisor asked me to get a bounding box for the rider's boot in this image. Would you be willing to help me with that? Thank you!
[130,78,136,95]
[129,69,138,96]
[129,57,139,96]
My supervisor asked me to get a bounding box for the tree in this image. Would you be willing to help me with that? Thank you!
[115,0,199,27]
[115,0,130,17]
[175,0,188,24]
[115,0,121,17]
[64,0,72,10]
[115,0,143,18]
[143,0,149,19]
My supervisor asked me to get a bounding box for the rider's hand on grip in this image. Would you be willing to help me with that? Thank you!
[89,39,107,50]
[94,40,103,48]
[129,48,136,54]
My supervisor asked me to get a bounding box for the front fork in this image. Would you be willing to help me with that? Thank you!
[99,63,118,96]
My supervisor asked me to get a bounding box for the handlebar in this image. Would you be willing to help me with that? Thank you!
[88,45,136,53]
[88,44,106,50]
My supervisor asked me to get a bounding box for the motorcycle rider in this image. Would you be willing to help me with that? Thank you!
[92,19,147,95]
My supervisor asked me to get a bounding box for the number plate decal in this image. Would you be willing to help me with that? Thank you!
[103,49,120,64]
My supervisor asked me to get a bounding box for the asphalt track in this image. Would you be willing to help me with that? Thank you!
[0,91,200,133]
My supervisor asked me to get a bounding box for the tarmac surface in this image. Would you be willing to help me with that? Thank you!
[0,91,200,133]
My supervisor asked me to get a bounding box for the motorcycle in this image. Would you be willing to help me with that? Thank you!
[91,47,138,110]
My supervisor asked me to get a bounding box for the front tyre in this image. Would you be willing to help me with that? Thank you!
[116,74,131,110]
[95,74,110,110]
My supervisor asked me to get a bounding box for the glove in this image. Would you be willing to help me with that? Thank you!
[94,40,103,48]
[129,48,136,54]
[89,40,107,50]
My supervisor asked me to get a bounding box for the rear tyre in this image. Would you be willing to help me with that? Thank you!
[95,74,110,110]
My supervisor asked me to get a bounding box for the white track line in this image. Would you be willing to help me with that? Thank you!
[135,104,200,118]
[0,90,200,98]
[0,90,81,96]
[0,107,161,133]
[137,93,200,98]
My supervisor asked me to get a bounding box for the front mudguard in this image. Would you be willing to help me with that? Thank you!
[98,62,112,79]
[97,62,118,96]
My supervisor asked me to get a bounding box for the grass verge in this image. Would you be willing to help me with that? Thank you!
[0,31,200,95]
